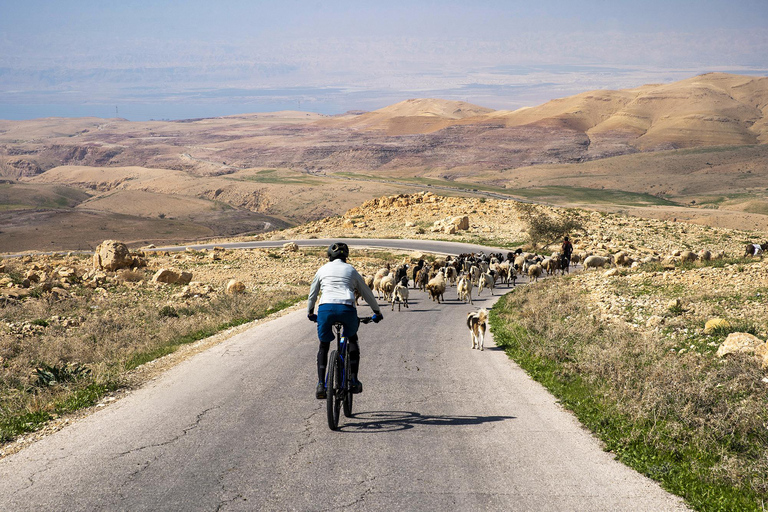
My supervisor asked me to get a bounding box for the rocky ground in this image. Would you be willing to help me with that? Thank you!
[2,190,768,461]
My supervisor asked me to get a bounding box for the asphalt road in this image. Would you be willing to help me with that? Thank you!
[0,241,688,511]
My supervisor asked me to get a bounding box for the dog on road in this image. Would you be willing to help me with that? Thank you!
[467,308,488,351]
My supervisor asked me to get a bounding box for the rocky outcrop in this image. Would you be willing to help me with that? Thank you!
[93,240,134,271]
[431,215,469,234]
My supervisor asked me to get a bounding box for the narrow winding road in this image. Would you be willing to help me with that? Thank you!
[0,240,688,511]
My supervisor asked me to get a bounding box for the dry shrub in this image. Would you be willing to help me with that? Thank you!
[116,268,146,283]
[498,279,768,494]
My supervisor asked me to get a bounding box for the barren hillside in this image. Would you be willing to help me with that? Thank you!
[1,73,767,252]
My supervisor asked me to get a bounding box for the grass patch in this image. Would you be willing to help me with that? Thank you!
[505,185,679,207]
[232,169,320,185]
[490,281,768,511]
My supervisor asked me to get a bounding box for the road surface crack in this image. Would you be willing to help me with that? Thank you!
[116,406,219,458]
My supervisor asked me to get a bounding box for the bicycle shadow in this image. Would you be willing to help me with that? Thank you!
[338,410,515,433]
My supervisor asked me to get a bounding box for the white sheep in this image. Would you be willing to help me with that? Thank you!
[477,272,495,296]
[527,263,542,282]
[373,267,390,299]
[426,272,446,303]
[391,278,410,311]
[379,274,395,302]
[583,255,611,270]
[457,275,473,304]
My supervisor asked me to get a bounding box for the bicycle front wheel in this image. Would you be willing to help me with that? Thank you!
[326,350,341,430]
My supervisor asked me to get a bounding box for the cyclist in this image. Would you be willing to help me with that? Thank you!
[308,242,383,399]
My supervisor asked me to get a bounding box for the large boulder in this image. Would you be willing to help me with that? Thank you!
[282,242,299,252]
[93,240,133,271]
[716,332,764,358]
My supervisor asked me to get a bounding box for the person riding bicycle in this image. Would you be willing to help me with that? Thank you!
[308,242,383,400]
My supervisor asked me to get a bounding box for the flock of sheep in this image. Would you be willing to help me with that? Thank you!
[359,241,760,312]
[361,250,558,311]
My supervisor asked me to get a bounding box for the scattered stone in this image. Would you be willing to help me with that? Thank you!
[646,315,665,328]
[152,269,181,284]
[704,318,731,334]
[49,287,70,301]
[209,252,221,261]
[177,282,214,298]
[604,268,620,277]
[226,280,246,294]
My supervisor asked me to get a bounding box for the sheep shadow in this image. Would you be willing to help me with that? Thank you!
[337,410,515,433]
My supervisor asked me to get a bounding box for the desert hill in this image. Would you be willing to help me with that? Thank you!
[481,73,768,152]
[1,72,767,252]
[320,98,495,135]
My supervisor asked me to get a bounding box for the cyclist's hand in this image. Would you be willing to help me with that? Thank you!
[372,312,383,323]
[308,313,318,322]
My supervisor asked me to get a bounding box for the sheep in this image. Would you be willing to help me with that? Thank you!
[477,272,495,296]
[497,261,511,286]
[457,275,473,304]
[415,265,430,291]
[698,249,711,262]
[373,266,390,299]
[356,275,375,305]
[379,274,395,302]
[583,255,611,270]
[745,243,767,257]
[411,260,425,288]
[469,265,480,285]
[394,263,409,287]
[527,263,542,282]
[426,272,446,303]
[391,276,410,311]
[444,265,458,286]
[679,250,697,263]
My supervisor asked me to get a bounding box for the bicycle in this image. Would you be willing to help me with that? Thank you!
[326,316,372,431]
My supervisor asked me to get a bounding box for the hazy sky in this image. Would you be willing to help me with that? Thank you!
[1,0,767,120]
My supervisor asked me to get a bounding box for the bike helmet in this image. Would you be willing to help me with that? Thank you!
[327,242,349,261]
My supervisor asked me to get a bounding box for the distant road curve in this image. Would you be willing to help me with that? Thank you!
[152,238,514,256]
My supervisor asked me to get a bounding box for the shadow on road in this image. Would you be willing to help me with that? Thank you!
[339,410,515,433]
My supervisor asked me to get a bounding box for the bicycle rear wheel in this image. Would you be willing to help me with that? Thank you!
[326,350,341,430]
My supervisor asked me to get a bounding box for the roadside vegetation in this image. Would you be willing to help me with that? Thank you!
[0,247,401,449]
[490,262,768,511]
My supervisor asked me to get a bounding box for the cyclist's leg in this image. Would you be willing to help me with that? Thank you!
[315,305,337,398]
[348,334,360,374]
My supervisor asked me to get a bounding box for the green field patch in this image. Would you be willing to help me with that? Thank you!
[232,169,320,185]
[506,186,679,206]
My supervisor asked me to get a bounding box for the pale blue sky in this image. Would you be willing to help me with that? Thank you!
[1,0,766,120]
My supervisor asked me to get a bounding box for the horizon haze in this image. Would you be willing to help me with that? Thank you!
[1,0,767,121]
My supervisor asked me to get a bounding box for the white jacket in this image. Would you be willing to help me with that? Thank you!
[307,259,380,314]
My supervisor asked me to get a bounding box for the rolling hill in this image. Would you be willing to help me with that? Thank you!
[1,72,767,252]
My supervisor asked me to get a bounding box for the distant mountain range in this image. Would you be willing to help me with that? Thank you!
[1,72,766,180]
[1,72,767,252]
